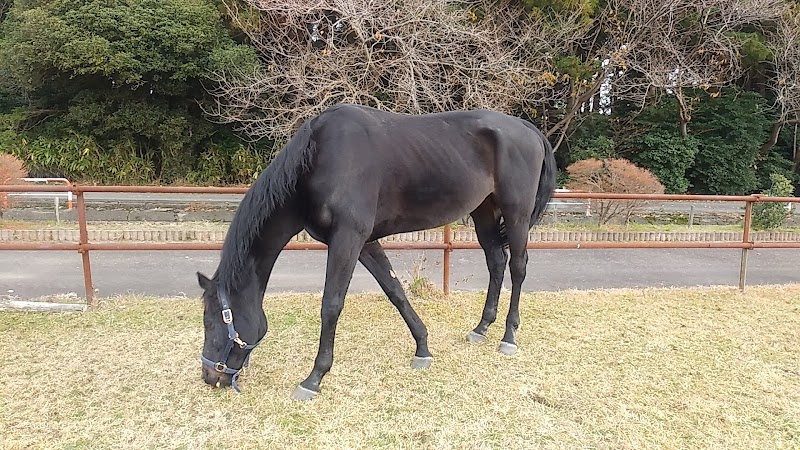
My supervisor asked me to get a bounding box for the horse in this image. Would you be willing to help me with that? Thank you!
[197,103,557,400]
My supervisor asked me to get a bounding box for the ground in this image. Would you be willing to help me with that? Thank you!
[1,286,798,449]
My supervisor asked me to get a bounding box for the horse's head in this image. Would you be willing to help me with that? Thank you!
[197,271,267,392]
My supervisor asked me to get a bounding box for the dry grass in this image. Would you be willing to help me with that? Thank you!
[1,286,799,449]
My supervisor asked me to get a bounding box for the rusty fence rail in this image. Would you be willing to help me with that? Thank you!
[2,184,800,306]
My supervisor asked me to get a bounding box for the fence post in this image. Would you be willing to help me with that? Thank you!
[739,199,753,291]
[443,223,452,296]
[76,189,96,306]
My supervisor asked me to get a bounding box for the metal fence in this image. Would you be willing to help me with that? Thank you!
[2,184,800,307]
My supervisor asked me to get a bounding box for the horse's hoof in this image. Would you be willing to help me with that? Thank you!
[291,385,319,401]
[411,356,433,370]
[498,342,518,356]
[466,331,487,343]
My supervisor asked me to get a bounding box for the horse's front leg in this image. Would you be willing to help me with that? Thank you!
[292,229,365,401]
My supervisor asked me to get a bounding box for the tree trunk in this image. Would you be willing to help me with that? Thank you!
[760,121,784,155]
[792,123,800,173]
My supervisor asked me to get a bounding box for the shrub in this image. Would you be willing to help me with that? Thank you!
[565,158,665,225]
[0,153,28,211]
[752,173,794,230]
[630,131,698,193]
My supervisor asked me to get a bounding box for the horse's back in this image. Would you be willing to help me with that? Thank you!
[311,104,541,169]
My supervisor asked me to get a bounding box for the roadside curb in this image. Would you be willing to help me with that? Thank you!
[2,229,799,243]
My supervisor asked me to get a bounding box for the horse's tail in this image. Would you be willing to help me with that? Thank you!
[528,125,557,228]
[218,116,318,289]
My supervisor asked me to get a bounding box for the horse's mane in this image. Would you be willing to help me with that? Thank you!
[217,117,317,292]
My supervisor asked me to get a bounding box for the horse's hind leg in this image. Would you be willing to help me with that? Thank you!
[496,217,530,356]
[467,198,508,343]
[359,241,432,368]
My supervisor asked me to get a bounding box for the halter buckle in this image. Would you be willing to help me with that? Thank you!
[214,362,228,372]
[233,334,248,349]
[221,308,233,324]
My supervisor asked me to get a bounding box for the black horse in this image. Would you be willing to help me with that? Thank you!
[197,104,556,400]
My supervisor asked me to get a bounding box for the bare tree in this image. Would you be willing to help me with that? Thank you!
[610,0,785,137]
[206,0,791,151]
[764,6,800,167]
[0,0,12,22]
[0,154,27,212]
[207,0,590,141]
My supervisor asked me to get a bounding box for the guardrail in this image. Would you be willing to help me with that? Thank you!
[1,184,799,307]
[8,178,73,222]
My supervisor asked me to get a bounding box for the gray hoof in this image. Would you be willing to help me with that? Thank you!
[466,331,487,343]
[291,385,319,401]
[498,341,518,356]
[411,356,433,370]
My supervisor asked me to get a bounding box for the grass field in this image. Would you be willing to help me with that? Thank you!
[1,286,799,449]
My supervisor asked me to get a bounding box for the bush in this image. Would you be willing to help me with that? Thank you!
[752,173,795,230]
[0,153,28,211]
[185,143,270,186]
[630,131,698,194]
[565,158,665,225]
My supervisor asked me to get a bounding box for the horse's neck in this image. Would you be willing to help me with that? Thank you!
[250,204,304,288]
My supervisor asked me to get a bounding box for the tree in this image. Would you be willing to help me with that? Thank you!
[610,0,785,138]
[208,0,593,141]
[0,153,27,211]
[0,0,263,183]
[763,5,800,170]
[565,158,665,224]
[687,90,772,195]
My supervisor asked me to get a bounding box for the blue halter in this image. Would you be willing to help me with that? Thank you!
[200,287,264,393]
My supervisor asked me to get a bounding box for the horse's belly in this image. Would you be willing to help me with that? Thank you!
[370,178,492,238]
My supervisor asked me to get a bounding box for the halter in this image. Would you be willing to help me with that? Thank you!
[200,287,265,393]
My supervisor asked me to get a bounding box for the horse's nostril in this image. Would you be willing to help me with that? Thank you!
[201,366,232,388]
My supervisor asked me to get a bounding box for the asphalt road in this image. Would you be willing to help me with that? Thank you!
[1,248,795,300]
[13,191,756,215]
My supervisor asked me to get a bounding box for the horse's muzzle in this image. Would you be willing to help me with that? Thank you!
[201,365,233,388]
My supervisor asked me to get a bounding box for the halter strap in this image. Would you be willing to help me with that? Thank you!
[201,287,264,393]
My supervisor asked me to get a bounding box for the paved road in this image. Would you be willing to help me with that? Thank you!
[13,191,758,215]
[1,248,795,299]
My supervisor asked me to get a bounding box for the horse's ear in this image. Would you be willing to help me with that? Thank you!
[197,272,213,291]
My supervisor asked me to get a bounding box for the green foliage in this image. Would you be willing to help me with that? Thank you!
[186,139,272,186]
[568,135,615,164]
[688,90,772,195]
[13,128,156,183]
[563,113,613,165]
[0,0,262,184]
[569,90,788,196]
[554,55,601,83]
[756,150,795,193]
[520,0,600,19]
[752,173,794,230]
[727,32,774,68]
[1,0,257,91]
[630,131,698,194]
[612,99,698,193]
